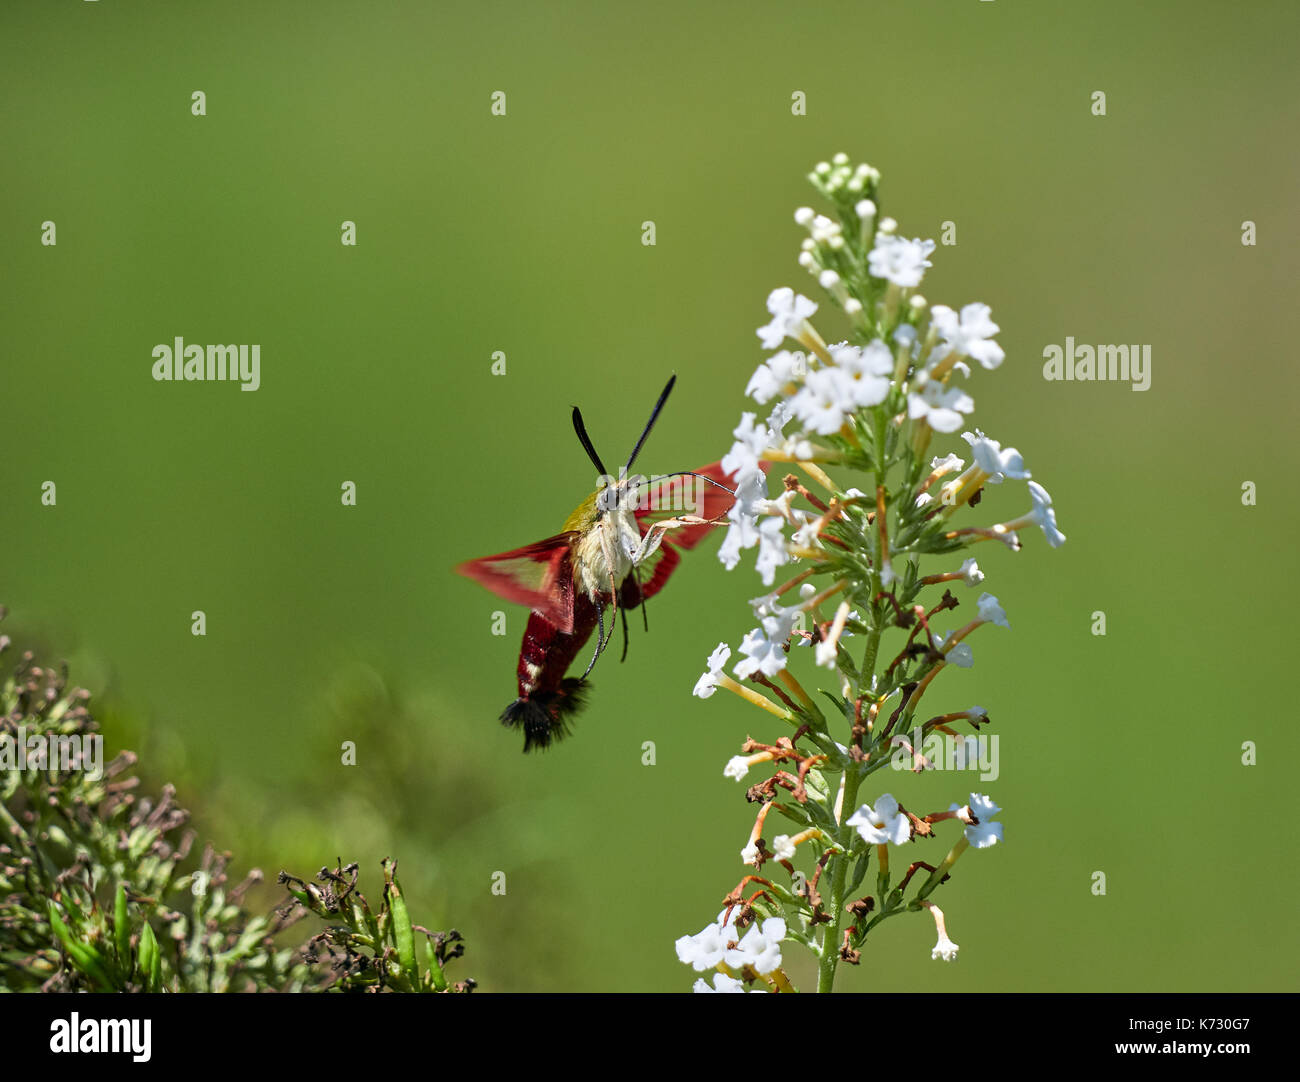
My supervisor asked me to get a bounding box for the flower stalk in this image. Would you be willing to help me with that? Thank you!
[678,154,1065,992]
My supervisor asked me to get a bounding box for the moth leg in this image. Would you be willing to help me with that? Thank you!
[632,515,722,565]
[598,518,624,652]
[580,599,607,681]
[633,561,649,633]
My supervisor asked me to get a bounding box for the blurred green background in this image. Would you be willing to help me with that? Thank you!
[3,0,1297,992]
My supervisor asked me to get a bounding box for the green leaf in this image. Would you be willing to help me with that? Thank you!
[818,690,855,727]
[138,920,161,992]
[847,850,871,896]
[48,902,115,990]
[422,934,448,992]
[386,871,418,987]
[113,882,131,977]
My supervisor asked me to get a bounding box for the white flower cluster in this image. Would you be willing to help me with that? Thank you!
[846,791,1003,850]
[714,267,1064,600]
[681,155,1066,985]
[675,909,787,992]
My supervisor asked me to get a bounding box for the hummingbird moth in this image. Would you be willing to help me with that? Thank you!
[457,375,748,752]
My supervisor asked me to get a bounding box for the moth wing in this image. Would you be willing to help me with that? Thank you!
[633,459,769,551]
[624,458,769,605]
[622,542,681,606]
[457,533,578,634]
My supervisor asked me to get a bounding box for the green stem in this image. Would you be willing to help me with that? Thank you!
[816,765,863,993]
[860,622,881,696]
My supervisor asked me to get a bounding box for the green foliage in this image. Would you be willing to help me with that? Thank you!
[0,610,471,993]
[280,860,473,993]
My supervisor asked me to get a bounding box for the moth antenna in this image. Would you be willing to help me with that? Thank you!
[637,470,737,495]
[572,406,608,477]
[619,602,630,663]
[624,374,676,472]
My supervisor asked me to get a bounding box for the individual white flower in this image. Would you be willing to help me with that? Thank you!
[724,917,786,975]
[907,379,974,433]
[930,452,964,475]
[947,643,974,668]
[723,412,768,469]
[863,234,935,287]
[745,350,807,404]
[733,607,797,679]
[1019,480,1066,547]
[951,793,1004,848]
[772,434,816,460]
[789,509,823,551]
[740,840,760,865]
[724,755,751,781]
[772,835,797,862]
[868,234,935,288]
[915,491,934,509]
[846,793,911,845]
[933,631,974,668]
[976,593,1010,628]
[675,908,745,972]
[762,397,816,460]
[814,635,838,669]
[757,287,818,349]
[959,557,983,587]
[931,927,960,962]
[791,366,858,435]
[754,515,790,586]
[830,340,893,406]
[764,398,802,442]
[759,488,798,520]
[961,429,1030,482]
[717,469,769,570]
[718,513,758,571]
[930,302,1004,370]
[693,643,732,699]
[894,321,919,351]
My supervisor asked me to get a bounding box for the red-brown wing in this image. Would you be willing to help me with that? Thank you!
[634,460,769,550]
[623,459,772,604]
[456,533,578,634]
[623,542,681,606]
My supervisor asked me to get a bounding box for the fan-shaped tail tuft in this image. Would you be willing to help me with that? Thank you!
[499,679,589,752]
